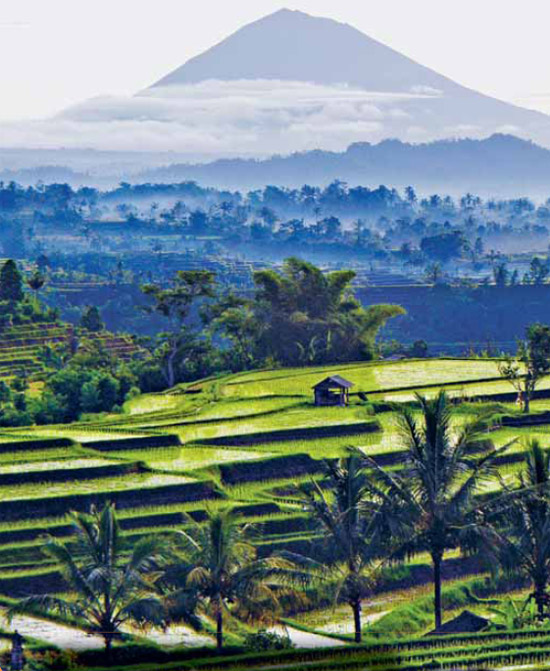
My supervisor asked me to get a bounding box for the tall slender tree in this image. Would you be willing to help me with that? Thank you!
[296,455,384,642]
[0,260,23,303]
[165,510,307,651]
[360,392,508,629]
[499,324,550,413]
[10,503,166,658]
[492,440,550,619]
[27,271,46,304]
[142,270,216,387]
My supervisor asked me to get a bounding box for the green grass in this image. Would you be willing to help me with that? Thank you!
[0,472,197,501]
[0,457,115,475]
[161,403,369,443]
[223,359,505,398]
[109,446,276,472]
[0,447,84,464]
[380,377,545,402]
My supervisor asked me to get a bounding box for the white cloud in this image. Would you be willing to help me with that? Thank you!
[0,80,448,157]
[409,85,444,96]
[0,80,544,159]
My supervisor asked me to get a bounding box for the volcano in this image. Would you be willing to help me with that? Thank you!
[151,8,462,92]
[146,8,548,140]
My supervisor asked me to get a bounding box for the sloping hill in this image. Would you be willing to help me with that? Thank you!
[146,8,550,146]
[152,8,466,93]
[0,358,544,658]
[0,322,144,381]
[140,133,550,195]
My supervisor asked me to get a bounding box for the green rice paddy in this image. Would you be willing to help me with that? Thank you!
[1,356,550,663]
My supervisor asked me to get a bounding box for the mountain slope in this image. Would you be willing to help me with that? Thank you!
[149,8,547,131]
[152,8,463,92]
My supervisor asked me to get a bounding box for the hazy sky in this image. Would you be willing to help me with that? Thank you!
[1,0,550,121]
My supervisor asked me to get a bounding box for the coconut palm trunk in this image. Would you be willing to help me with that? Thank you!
[216,604,224,651]
[296,456,384,645]
[351,598,362,643]
[491,441,550,624]
[534,581,546,620]
[170,510,308,652]
[104,633,113,660]
[432,550,443,629]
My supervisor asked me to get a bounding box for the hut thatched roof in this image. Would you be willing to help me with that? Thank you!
[312,375,354,390]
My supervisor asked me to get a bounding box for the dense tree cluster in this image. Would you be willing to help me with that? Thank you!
[142,258,404,383]
[0,260,139,426]
[0,258,404,426]
[248,258,404,365]
[1,179,549,269]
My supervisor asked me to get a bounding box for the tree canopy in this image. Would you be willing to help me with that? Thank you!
[0,259,23,303]
[251,258,405,366]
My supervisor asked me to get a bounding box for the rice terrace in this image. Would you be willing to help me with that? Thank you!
[0,352,548,670]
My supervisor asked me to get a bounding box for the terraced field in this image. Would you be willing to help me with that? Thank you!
[0,322,144,381]
[2,357,550,668]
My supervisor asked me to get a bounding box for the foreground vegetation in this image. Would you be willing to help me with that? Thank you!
[0,352,549,668]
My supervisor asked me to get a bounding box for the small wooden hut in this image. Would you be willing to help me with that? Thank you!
[312,375,354,407]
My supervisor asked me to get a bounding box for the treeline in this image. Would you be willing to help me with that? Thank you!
[2,179,549,222]
[2,179,550,264]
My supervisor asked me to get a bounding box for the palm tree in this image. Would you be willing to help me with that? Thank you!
[10,503,166,658]
[360,391,508,629]
[166,509,306,651]
[492,440,550,619]
[296,455,384,643]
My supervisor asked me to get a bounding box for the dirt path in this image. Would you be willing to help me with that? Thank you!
[270,624,348,649]
[0,611,105,650]
[127,624,213,648]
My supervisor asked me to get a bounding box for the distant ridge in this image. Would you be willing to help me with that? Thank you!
[138,134,550,196]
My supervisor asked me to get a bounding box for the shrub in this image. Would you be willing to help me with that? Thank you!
[13,392,26,412]
[80,305,104,332]
[28,392,66,425]
[11,376,28,392]
[0,260,23,303]
[244,629,294,652]
[28,649,78,670]
[0,406,32,427]
[0,381,12,403]
[125,386,141,401]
